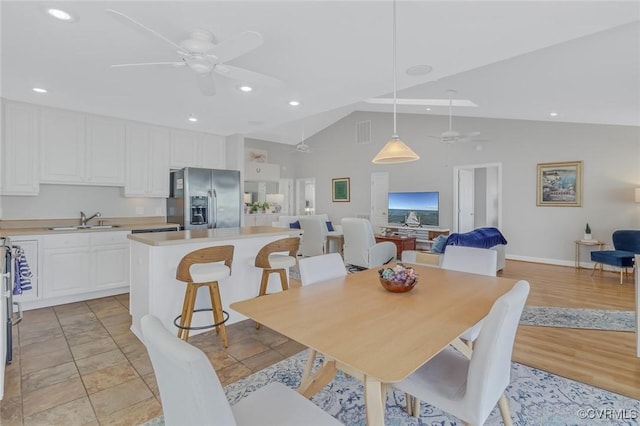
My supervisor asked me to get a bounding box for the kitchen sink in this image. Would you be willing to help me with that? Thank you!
[47,225,120,231]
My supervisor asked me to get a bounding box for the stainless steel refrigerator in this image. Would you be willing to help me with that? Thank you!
[167,167,241,230]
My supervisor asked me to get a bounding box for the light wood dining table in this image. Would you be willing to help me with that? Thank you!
[231,263,518,425]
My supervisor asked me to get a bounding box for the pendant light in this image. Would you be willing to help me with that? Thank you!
[372,0,420,164]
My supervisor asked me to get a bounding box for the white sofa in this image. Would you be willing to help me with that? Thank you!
[402,244,506,272]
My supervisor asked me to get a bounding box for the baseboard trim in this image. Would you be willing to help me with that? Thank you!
[506,254,625,272]
[14,287,129,312]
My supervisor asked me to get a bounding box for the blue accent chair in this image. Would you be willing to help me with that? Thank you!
[590,230,640,284]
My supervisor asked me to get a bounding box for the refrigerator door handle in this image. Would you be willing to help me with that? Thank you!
[212,189,218,228]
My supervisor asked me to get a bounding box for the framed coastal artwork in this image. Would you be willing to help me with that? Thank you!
[332,177,350,202]
[536,161,583,207]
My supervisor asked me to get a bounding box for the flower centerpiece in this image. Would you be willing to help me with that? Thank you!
[378,263,418,293]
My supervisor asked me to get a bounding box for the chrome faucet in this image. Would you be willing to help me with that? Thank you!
[80,211,102,227]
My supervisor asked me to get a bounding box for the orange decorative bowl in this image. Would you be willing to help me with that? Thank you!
[379,277,417,293]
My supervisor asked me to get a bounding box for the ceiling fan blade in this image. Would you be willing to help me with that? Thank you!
[364,98,478,107]
[111,62,184,68]
[214,64,283,88]
[209,31,264,63]
[195,72,216,96]
[105,9,183,52]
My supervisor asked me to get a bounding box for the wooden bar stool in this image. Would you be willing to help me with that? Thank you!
[174,245,234,347]
[253,237,300,329]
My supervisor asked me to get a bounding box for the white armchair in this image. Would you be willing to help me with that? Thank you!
[341,218,396,269]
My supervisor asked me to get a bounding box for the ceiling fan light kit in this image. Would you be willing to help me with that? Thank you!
[372,0,419,165]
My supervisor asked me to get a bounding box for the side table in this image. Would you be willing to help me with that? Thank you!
[574,240,605,270]
[375,235,417,258]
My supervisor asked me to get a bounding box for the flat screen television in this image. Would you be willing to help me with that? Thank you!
[388,191,439,226]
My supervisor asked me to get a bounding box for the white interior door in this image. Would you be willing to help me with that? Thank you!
[458,168,475,233]
[370,172,389,228]
[295,178,315,215]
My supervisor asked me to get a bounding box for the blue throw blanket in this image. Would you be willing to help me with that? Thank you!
[445,227,507,249]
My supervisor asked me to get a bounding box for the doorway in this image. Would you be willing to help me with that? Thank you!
[295,178,316,215]
[452,163,502,233]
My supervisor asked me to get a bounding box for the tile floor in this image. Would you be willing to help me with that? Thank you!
[0,293,306,425]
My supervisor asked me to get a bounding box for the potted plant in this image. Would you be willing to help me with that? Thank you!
[584,223,592,240]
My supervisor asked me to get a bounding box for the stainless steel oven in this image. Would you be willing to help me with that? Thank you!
[2,237,23,366]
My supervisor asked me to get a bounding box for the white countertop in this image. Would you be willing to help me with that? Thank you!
[127,226,300,247]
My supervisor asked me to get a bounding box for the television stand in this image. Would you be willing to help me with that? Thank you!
[381,224,450,250]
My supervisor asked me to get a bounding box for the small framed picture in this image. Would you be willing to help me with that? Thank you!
[332,177,350,202]
[536,161,583,207]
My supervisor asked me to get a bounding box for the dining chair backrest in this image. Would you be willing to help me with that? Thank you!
[299,253,347,286]
[465,280,530,422]
[441,245,497,277]
[298,216,328,257]
[141,314,236,426]
[341,218,381,268]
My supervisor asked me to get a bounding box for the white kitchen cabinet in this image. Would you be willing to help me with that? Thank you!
[170,129,200,168]
[170,129,226,169]
[40,108,85,184]
[85,115,125,185]
[125,123,170,197]
[37,231,130,302]
[91,232,129,291]
[40,109,125,186]
[10,238,39,303]
[1,101,40,195]
[200,133,225,169]
[42,234,91,298]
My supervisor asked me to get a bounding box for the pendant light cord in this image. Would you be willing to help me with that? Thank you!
[393,0,397,137]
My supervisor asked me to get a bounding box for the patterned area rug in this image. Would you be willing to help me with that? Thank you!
[520,306,635,332]
[143,349,640,426]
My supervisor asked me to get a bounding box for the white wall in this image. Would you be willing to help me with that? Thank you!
[251,110,639,265]
[1,184,165,220]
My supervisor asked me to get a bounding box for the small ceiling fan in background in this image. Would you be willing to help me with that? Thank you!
[290,128,312,153]
[106,9,283,96]
[428,89,484,144]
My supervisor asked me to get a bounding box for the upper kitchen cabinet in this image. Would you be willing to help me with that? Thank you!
[125,123,170,197]
[1,101,40,195]
[170,129,225,169]
[85,115,125,185]
[40,109,125,186]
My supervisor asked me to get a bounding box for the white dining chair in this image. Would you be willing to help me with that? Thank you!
[395,280,530,426]
[298,216,329,257]
[341,217,396,269]
[141,314,342,426]
[298,253,348,384]
[441,245,498,348]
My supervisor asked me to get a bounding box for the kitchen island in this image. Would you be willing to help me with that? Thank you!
[127,226,301,340]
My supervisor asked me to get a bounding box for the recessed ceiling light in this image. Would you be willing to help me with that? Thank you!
[550,112,558,117]
[425,107,431,111]
[405,64,433,76]
[188,115,198,122]
[239,85,253,92]
[288,101,300,107]
[32,87,48,94]
[47,8,75,22]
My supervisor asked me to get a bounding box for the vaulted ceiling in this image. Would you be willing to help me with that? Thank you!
[2,1,639,145]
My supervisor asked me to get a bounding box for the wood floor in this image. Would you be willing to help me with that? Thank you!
[501,260,640,400]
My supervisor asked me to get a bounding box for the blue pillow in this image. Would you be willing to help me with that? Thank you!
[289,220,301,229]
[326,221,335,232]
[431,234,448,253]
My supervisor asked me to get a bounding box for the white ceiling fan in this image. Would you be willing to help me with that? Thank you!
[106,9,283,96]
[429,90,483,144]
[290,128,312,153]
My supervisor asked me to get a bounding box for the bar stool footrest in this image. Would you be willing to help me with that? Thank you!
[173,308,229,331]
